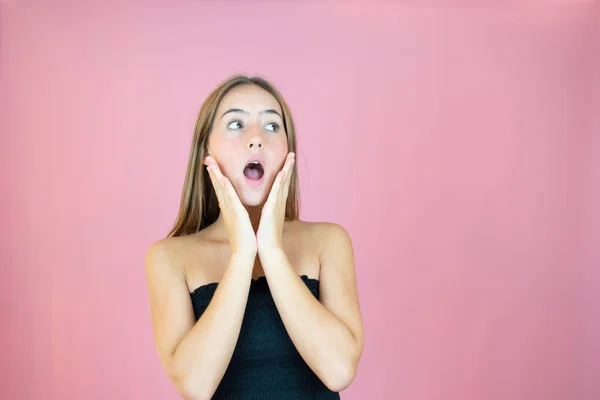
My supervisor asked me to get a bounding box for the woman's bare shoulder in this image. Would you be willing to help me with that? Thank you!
[145,231,226,295]
[293,219,348,237]
[290,219,350,253]
[145,233,208,274]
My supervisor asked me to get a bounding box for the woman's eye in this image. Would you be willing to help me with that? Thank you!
[265,122,279,132]
[227,120,243,130]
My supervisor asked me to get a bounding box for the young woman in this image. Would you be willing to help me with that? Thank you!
[145,75,364,399]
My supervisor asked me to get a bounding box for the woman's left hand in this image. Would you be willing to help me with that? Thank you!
[257,152,295,257]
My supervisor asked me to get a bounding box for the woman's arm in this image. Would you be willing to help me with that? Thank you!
[145,239,255,400]
[260,222,364,392]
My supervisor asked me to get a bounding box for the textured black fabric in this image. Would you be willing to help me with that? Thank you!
[190,275,341,399]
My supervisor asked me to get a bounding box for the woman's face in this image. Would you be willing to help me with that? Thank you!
[205,84,289,207]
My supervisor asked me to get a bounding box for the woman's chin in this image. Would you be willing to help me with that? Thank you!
[236,176,270,204]
[238,188,267,207]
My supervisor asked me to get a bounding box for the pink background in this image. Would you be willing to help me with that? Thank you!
[1,1,599,399]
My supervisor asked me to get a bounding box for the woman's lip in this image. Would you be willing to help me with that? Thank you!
[244,174,265,186]
[244,155,266,170]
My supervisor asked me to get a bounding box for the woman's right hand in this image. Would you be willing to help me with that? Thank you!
[205,156,258,258]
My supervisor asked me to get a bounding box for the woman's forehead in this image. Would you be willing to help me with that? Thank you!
[218,85,282,115]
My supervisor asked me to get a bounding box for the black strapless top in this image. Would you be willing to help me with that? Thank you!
[190,274,341,399]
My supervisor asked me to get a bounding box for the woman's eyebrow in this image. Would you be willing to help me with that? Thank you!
[260,109,282,119]
[220,108,282,120]
[220,108,246,119]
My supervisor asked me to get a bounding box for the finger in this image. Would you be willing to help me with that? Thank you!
[285,152,295,184]
[263,169,284,213]
[283,154,295,187]
[208,163,229,213]
[206,165,223,205]
[221,175,246,215]
[283,158,294,198]
[212,162,243,219]
[278,156,295,206]
[283,152,295,168]
[263,153,294,213]
[270,154,293,209]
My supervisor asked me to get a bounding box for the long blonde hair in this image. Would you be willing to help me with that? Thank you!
[166,75,301,238]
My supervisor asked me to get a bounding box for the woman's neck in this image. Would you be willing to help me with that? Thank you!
[212,203,264,235]
[245,204,263,232]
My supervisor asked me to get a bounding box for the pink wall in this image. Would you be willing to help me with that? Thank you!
[1,1,598,399]
[575,3,600,398]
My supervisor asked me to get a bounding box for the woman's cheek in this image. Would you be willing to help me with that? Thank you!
[273,138,289,163]
[215,143,241,178]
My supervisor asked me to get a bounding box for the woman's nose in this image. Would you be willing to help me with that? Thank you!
[247,136,262,150]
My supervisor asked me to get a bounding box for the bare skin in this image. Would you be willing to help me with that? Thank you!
[145,85,363,400]
[181,218,323,289]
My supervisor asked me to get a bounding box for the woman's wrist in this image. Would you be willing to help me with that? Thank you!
[229,251,257,266]
[258,247,286,266]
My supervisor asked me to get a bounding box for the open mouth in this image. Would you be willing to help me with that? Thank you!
[243,161,265,181]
